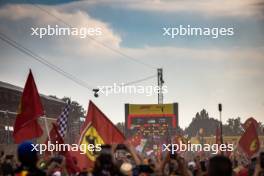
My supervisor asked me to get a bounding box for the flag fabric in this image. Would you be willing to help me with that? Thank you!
[45,102,70,148]
[64,150,81,174]
[44,123,64,157]
[46,123,80,174]
[45,103,69,156]
[77,101,125,169]
[46,123,64,148]
[56,102,70,138]
[45,104,80,174]
[13,70,44,144]
[238,122,260,158]
[215,126,222,145]
[243,117,258,130]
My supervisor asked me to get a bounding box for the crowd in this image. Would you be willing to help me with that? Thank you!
[0,141,263,176]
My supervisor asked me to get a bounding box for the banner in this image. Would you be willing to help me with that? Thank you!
[13,70,44,143]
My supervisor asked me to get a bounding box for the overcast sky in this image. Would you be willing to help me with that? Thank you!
[0,0,263,128]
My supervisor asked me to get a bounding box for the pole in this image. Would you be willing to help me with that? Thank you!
[218,103,223,144]
[43,112,53,156]
[157,68,164,104]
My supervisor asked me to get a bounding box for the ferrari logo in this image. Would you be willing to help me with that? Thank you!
[250,139,257,152]
[80,125,104,161]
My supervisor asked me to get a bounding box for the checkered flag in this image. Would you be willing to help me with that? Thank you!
[57,102,70,138]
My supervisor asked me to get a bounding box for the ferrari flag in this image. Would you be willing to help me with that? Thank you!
[77,101,125,169]
[243,117,258,130]
[238,121,260,158]
[13,70,44,143]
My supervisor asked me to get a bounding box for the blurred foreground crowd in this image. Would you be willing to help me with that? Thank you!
[0,141,263,176]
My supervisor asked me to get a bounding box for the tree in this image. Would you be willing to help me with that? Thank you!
[184,111,263,137]
[184,109,219,137]
[223,117,243,136]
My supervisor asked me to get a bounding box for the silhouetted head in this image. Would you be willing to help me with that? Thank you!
[208,155,232,176]
[17,141,38,167]
[93,153,121,176]
[97,153,114,170]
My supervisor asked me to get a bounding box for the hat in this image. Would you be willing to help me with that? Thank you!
[17,141,38,166]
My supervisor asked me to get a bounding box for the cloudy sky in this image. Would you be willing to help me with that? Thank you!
[0,0,263,128]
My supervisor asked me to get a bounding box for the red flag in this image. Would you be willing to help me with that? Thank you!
[67,147,89,173]
[238,122,260,158]
[215,126,222,145]
[45,123,80,174]
[48,123,64,144]
[77,101,125,169]
[243,117,258,130]
[13,70,44,143]
[45,123,64,156]
[64,150,81,174]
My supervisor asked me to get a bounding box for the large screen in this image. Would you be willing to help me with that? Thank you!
[125,103,178,138]
[130,116,173,137]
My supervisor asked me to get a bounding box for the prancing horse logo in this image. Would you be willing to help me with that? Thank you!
[85,135,99,156]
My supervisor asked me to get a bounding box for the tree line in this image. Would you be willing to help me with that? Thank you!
[184,109,264,137]
[49,96,263,138]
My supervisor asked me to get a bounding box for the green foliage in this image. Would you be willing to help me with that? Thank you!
[184,109,219,137]
[184,109,263,137]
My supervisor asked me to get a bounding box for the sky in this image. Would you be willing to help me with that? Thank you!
[0,0,263,128]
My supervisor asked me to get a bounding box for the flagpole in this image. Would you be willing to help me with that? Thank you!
[43,112,53,156]
[218,104,223,145]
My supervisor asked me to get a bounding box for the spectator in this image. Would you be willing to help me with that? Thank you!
[160,152,191,176]
[208,155,232,176]
[93,153,123,176]
[253,152,264,176]
[15,141,46,176]
[46,155,67,176]
[2,155,15,176]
